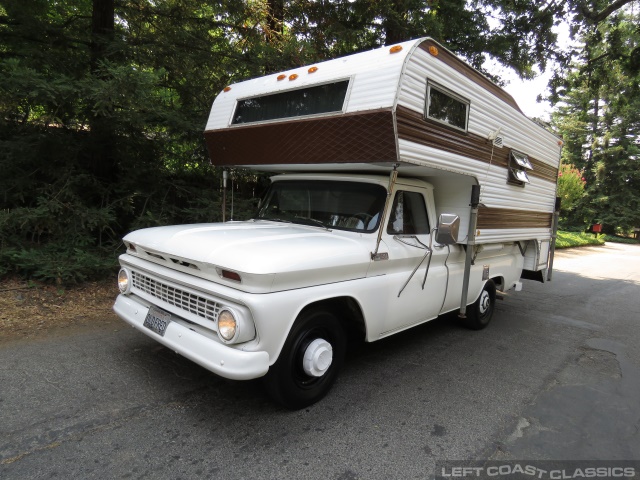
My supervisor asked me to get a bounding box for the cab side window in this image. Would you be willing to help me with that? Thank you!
[387,191,430,235]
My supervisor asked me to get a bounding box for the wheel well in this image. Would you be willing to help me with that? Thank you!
[469,277,499,306]
[298,297,366,344]
[492,276,505,292]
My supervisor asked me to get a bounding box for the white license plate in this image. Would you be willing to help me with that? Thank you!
[143,306,171,336]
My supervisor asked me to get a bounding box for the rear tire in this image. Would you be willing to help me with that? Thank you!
[264,308,346,409]
[460,280,496,330]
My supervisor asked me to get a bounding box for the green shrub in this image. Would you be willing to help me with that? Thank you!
[557,163,586,215]
[555,231,605,248]
[1,243,118,285]
[602,234,640,245]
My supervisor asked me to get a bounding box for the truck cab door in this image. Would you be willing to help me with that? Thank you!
[368,187,449,336]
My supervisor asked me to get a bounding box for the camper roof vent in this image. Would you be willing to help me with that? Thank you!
[492,135,504,148]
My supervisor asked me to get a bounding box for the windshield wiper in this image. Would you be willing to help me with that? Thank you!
[255,216,330,231]
[256,217,292,224]
[294,216,331,231]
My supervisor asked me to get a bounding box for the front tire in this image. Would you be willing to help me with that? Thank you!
[264,308,346,409]
[460,280,496,330]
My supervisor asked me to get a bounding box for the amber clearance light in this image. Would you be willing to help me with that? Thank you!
[389,45,403,54]
[308,66,318,73]
[223,86,232,92]
[428,45,439,56]
[277,74,286,81]
[289,73,299,81]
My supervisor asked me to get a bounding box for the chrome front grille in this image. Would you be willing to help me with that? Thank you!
[131,271,221,323]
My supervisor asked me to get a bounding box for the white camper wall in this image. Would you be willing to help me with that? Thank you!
[427,174,476,244]
[205,39,418,132]
[397,44,561,168]
[395,42,560,244]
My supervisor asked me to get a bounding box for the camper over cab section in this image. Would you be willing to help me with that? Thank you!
[204,37,561,250]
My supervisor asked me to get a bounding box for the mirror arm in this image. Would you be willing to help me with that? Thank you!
[421,227,438,289]
[395,226,437,298]
[397,246,431,298]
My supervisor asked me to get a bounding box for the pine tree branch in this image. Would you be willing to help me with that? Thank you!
[577,0,636,25]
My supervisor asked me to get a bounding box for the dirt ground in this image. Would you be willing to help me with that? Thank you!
[0,277,117,343]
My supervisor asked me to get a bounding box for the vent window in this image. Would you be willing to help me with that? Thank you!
[508,150,533,186]
[232,80,349,124]
[425,82,469,132]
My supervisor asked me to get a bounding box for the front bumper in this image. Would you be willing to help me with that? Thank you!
[113,294,270,380]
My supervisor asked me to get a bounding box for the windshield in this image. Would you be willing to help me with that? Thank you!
[256,180,386,233]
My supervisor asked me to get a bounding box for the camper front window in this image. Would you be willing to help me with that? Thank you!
[425,82,469,131]
[232,80,349,125]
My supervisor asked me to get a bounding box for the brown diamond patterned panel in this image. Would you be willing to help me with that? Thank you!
[205,109,398,166]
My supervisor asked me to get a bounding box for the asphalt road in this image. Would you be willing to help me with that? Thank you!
[1,243,640,479]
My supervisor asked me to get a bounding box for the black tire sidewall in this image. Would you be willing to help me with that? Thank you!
[476,280,496,327]
[462,280,496,330]
[265,309,346,409]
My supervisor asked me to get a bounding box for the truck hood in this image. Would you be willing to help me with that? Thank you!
[123,221,373,292]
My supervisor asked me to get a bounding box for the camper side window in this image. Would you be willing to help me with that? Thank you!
[387,191,430,235]
[425,82,469,132]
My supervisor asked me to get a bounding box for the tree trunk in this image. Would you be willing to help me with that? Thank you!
[88,0,116,183]
[91,0,115,71]
[264,0,285,74]
[384,0,407,46]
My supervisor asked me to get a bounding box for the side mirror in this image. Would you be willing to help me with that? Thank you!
[436,214,460,245]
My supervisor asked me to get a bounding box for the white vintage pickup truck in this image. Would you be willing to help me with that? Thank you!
[115,172,520,408]
[113,38,561,408]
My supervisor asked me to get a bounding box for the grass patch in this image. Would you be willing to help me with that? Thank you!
[601,234,640,245]
[556,231,605,248]
[555,231,639,248]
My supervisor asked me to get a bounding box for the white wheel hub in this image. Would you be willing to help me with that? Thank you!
[302,338,333,377]
[479,290,491,314]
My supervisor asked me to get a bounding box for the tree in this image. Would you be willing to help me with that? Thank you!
[552,9,640,233]
[2,0,638,282]
[0,0,257,282]
[556,163,586,222]
[284,0,567,80]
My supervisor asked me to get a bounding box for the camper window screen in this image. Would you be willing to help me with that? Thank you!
[232,80,349,124]
[425,83,469,131]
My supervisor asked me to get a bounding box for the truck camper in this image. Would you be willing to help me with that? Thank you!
[114,38,561,408]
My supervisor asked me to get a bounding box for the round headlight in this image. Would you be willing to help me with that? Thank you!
[118,268,131,294]
[217,310,237,342]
